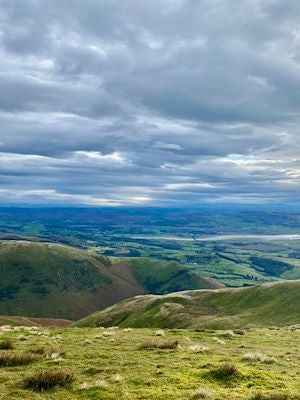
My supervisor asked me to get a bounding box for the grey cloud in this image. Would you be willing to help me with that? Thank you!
[0,0,300,205]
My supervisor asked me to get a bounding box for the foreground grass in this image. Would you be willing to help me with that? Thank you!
[0,325,299,399]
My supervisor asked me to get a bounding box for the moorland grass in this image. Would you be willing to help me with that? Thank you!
[0,326,298,399]
[0,351,37,367]
[23,368,74,391]
[0,338,14,350]
[139,339,179,349]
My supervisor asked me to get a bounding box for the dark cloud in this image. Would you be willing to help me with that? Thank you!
[0,0,300,205]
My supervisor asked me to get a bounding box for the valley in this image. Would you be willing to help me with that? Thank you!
[0,209,299,399]
[1,208,300,288]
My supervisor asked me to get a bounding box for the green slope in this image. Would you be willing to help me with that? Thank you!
[0,241,216,320]
[0,240,145,320]
[127,258,221,293]
[75,280,300,329]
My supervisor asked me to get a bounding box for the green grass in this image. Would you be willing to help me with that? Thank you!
[0,241,218,320]
[0,325,298,399]
[75,281,300,329]
[127,258,221,293]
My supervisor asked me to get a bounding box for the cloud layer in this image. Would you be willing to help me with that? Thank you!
[0,0,300,205]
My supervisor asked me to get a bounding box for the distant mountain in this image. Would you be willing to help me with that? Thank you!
[0,241,219,320]
[74,281,300,329]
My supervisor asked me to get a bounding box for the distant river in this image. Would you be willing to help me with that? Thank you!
[131,234,300,242]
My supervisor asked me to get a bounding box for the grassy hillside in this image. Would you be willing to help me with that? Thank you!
[127,258,221,293]
[0,325,299,399]
[0,241,215,320]
[0,315,71,327]
[75,281,300,329]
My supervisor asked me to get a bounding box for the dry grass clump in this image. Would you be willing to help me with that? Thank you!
[139,339,179,350]
[249,392,290,400]
[46,347,66,360]
[102,331,115,337]
[220,330,235,338]
[0,351,37,367]
[0,338,14,350]
[243,352,278,364]
[188,344,209,353]
[234,329,246,335]
[23,368,74,391]
[192,387,214,399]
[212,337,225,345]
[209,362,240,379]
[79,379,108,390]
[111,374,124,383]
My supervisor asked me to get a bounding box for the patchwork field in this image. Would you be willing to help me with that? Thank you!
[0,325,299,400]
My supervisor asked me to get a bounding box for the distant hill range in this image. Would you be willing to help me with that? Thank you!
[75,281,300,329]
[0,240,220,320]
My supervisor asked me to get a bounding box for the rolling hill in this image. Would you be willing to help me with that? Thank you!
[74,280,300,329]
[0,240,219,320]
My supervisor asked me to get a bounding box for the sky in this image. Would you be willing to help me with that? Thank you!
[0,0,300,207]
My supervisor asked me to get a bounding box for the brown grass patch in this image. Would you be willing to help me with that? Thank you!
[0,351,37,367]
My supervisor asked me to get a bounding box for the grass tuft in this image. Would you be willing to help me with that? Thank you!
[23,368,74,391]
[29,347,46,355]
[209,362,240,380]
[139,340,179,350]
[249,393,290,400]
[192,387,214,399]
[243,352,278,364]
[234,329,246,335]
[220,330,235,338]
[0,351,37,367]
[0,339,14,350]
[188,344,209,353]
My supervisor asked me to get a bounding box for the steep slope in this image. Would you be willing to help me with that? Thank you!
[75,280,300,329]
[0,241,216,320]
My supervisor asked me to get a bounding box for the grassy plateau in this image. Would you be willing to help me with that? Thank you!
[0,324,299,400]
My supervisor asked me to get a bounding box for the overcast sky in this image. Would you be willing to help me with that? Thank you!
[0,0,300,206]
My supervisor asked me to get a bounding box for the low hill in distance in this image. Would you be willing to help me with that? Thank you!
[0,315,71,327]
[75,280,300,329]
[0,240,219,320]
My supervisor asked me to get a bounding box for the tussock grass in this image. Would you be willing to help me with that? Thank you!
[111,374,124,383]
[0,338,14,350]
[139,339,179,350]
[249,393,290,400]
[102,331,115,337]
[79,379,108,390]
[212,337,225,345]
[220,330,235,338]
[243,352,278,364]
[188,344,209,353]
[29,347,46,355]
[23,368,74,391]
[234,329,246,335]
[192,387,214,399]
[46,347,66,359]
[209,362,240,380]
[0,351,37,367]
